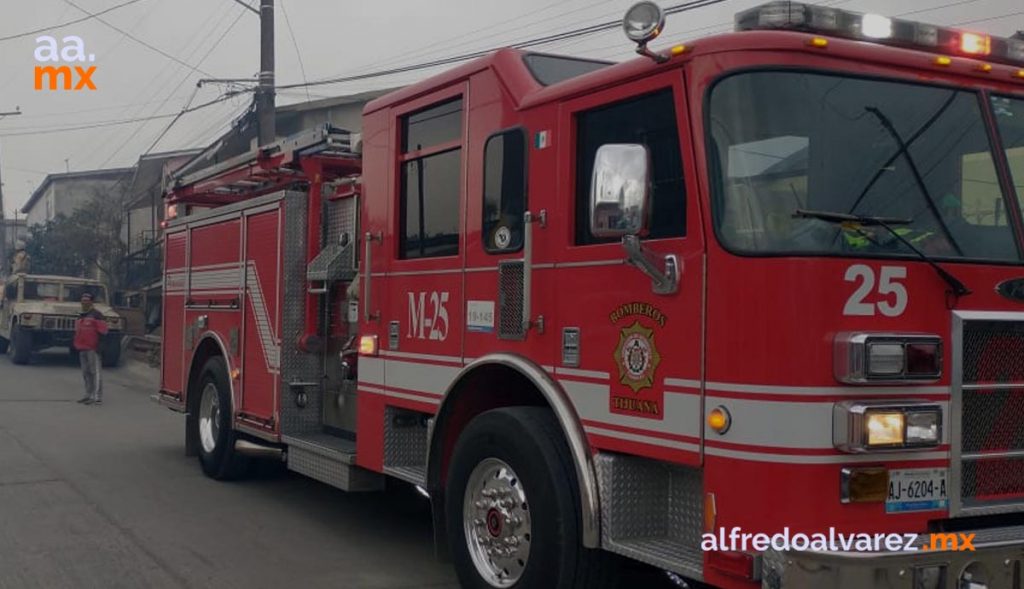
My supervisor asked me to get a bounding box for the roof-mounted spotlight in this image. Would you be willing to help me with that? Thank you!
[624,1,669,63]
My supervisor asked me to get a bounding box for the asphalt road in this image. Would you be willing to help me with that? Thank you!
[0,350,678,589]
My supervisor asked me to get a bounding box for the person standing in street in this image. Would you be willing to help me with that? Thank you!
[74,292,108,406]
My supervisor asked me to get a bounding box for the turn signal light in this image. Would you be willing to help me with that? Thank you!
[358,335,378,356]
[841,467,888,503]
[708,406,731,434]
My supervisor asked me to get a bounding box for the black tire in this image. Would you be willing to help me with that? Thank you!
[445,407,618,589]
[100,335,121,368]
[10,325,31,365]
[192,357,248,480]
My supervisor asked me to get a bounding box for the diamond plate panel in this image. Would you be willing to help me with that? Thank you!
[383,406,428,468]
[595,453,703,578]
[288,445,384,492]
[324,196,358,270]
[497,260,525,340]
[278,192,324,436]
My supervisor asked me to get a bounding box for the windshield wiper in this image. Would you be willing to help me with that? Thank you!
[863,106,964,257]
[795,208,972,298]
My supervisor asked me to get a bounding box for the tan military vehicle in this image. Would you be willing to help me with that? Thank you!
[0,274,124,366]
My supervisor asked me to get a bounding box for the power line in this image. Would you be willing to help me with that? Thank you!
[953,10,1024,26]
[59,0,213,77]
[278,0,727,90]
[0,0,148,42]
[280,0,311,102]
[97,6,247,167]
[0,94,245,138]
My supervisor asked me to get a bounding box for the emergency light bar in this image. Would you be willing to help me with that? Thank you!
[736,1,1024,67]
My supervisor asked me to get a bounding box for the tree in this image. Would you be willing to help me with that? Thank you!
[23,184,130,288]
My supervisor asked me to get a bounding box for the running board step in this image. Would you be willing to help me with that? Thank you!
[282,434,383,492]
[595,453,705,580]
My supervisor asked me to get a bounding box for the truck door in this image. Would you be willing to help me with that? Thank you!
[380,87,467,406]
[553,71,704,467]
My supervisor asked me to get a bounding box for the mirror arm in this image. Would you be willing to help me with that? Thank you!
[621,235,679,295]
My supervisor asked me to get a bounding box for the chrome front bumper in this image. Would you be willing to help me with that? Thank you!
[762,525,1024,589]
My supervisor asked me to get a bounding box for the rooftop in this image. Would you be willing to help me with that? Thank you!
[22,167,134,214]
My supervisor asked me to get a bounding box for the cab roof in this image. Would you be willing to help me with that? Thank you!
[364,30,1024,115]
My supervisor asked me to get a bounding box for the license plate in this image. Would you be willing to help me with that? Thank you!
[886,468,949,513]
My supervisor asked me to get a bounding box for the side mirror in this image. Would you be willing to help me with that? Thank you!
[589,143,652,238]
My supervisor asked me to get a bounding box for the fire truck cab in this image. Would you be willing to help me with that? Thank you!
[159,2,1024,587]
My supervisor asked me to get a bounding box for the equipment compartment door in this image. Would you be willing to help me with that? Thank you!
[553,70,704,467]
[240,207,282,424]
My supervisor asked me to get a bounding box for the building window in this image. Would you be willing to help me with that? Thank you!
[575,89,686,245]
[399,97,463,259]
[482,129,527,253]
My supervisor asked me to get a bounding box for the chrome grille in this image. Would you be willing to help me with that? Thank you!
[42,316,76,331]
[497,261,525,340]
[954,313,1024,514]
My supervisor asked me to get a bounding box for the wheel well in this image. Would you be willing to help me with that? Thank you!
[427,363,547,494]
[186,337,226,411]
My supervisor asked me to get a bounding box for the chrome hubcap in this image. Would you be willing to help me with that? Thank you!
[198,383,220,454]
[463,458,531,587]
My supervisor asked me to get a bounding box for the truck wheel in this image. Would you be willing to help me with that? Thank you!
[445,407,617,589]
[9,325,31,365]
[101,336,121,368]
[193,357,248,480]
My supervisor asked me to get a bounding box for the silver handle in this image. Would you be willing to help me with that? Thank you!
[362,232,380,322]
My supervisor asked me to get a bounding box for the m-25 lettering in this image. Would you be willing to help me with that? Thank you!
[408,291,450,341]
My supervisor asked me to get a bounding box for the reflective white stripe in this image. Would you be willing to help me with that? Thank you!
[664,378,701,390]
[705,397,951,448]
[359,384,440,406]
[705,381,949,396]
[245,262,279,371]
[704,447,949,464]
[585,426,700,453]
[554,367,609,380]
[360,357,384,386]
[380,350,463,364]
[384,359,456,397]
[561,380,701,439]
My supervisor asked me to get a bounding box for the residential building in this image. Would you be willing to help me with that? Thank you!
[21,168,134,227]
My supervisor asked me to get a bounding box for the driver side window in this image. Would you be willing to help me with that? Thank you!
[4,283,16,301]
[574,89,685,245]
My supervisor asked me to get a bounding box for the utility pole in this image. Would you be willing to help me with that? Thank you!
[257,0,276,148]
[0,108,22,221]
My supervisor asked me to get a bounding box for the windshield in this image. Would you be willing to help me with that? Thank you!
[23,282,61,301]
[992,95,1024,212]
[708,71,1021,262]
[63,284,107,304]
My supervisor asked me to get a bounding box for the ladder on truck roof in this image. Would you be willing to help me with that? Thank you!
[167,123,362,207]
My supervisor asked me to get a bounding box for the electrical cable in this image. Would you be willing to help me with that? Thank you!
[0,0,149,42]
[280,0,311,102]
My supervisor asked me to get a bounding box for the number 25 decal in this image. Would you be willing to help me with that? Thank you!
[843,265,908,317]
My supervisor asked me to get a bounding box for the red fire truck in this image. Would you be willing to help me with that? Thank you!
[158,2,1024,587]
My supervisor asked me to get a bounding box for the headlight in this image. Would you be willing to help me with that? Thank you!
[19,313,40,327]
[834,402,942,452]
[866,410,904,446]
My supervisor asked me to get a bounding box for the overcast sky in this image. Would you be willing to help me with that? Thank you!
[0,0,1022,216]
